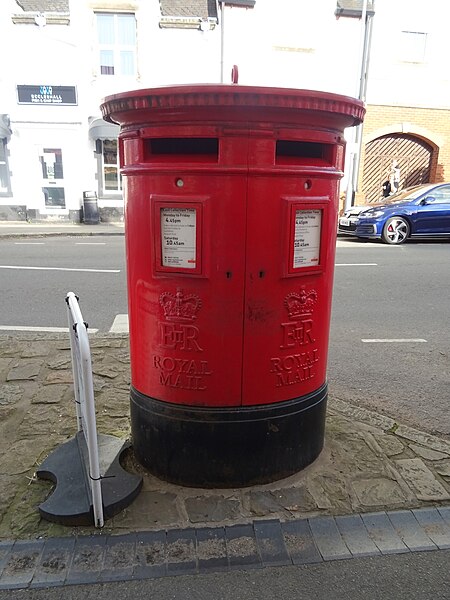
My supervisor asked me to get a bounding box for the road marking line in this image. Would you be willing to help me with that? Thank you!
[336,240,399,248]
[75,243,106,245]
[0,325,99,333]
[14,242,45,245]
[109,314,129,333]
[335,263,378,266]
[361,338,427,343]
[0,265,120,273]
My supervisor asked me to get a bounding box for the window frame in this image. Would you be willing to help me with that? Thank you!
[428,186,450,204]
[97,138,122,197]
[95,12,137,77]
[399,30,428,64]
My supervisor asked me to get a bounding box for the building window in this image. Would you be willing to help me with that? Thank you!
[96,13,136,76]
[400,31,427,63]
[42,187,66,208]
[100,139,122,194]
[40,148,64,180]
[0,139,11,196]
[39,149,65,208]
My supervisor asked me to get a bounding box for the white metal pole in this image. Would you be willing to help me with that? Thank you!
[357,0,369,99]
[220,2,225,82]
[353,5,374,194]
[79,324,104,528]
[65,292,104,528]
[66,292,83,431]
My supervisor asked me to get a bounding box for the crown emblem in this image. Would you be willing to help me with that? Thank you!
[160,289,202,322]
[284,288,318,320]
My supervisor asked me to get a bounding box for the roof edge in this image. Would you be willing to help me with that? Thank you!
[12,12,70,25]
[159,16,218,30]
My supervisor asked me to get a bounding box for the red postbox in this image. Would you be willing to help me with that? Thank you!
[101,85,364,487]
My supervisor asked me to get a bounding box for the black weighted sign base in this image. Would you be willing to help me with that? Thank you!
[37,433,143,526]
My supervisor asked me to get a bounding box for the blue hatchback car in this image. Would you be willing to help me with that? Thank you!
[351,183,450,244]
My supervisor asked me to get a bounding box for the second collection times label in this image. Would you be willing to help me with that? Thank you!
[293,209,321,268]
[161,207,197,269]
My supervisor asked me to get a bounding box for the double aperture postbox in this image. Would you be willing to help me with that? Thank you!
[101,85,364,487]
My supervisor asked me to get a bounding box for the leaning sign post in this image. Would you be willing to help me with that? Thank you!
[36,293,142,526]
[65,291,104,528]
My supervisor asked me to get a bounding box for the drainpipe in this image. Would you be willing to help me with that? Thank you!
[220,1,226,82]
[344,0,375,210]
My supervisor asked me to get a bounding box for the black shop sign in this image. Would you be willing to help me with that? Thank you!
[17,85,77,105]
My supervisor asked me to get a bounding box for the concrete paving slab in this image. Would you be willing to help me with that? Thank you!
[308,516,352,561]
[0,540,44,590]
[65,535,108,585]
[196,527,228,572]
[412,508,450,549]
[361,512,408,555]
[387,510,437,552]
[438,506,450,526]
[185,495,241,524]
[30,537,75,588]
[225,524,261,569]
[395,458,450,501]
[100,533,137,583]
[335,514,381,557]
[253,519,290,567]
[133,530,167,580]
[166,528,197,575]
[0,541,14,579]
[281,519,322,565]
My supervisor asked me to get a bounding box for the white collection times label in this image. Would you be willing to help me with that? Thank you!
[161,207,197,269]
[293,209,321,268]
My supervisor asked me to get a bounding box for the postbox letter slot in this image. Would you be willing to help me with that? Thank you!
[275,141,332,166]
[144,138,219,163]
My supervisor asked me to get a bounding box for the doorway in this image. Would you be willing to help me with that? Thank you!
[362,134,433,202]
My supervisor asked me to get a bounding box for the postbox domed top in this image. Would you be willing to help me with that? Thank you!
[100,84,365,132]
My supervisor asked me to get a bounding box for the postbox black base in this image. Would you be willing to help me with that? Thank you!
[130,383,327,488]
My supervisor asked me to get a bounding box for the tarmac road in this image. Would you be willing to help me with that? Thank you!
[329,238,450,439]
[0,231,449,436]
[0,235,127,332]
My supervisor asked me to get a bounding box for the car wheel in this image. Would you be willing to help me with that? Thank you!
[381,217,410,245]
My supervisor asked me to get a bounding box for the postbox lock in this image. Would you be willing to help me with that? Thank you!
[175,178,184,188]
[304,179,312,191]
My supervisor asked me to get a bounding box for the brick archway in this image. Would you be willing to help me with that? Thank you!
[362,133,434,202]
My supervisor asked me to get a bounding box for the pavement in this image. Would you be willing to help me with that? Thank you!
[0,221,125,238]
[0,221,449,590]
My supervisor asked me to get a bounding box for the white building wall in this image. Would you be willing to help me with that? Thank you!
[2,0,87,219]
[220,0,363,96]
[367,0,450,108]
[1,0,450,220]
[148,26,221,86]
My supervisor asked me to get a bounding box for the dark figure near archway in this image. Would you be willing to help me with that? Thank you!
[382,179,391,197]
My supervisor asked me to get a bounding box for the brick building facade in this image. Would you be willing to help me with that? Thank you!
[358,104,450,204]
